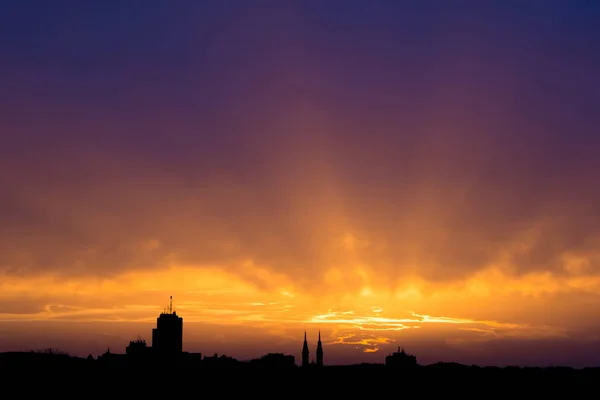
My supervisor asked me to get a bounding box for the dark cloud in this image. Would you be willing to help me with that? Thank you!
[1,1,600,292]
[0,298,47,315]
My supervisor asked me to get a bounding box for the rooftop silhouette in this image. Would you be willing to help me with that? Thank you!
[2,296,599,391]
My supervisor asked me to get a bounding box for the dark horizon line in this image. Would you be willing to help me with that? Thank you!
[2,349,597,370]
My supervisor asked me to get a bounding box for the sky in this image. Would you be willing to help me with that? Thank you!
[1,0,600,367]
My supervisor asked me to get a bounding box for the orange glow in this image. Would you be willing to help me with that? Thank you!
[2,255,594,362]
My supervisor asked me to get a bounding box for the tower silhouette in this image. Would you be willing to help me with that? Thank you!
[316,330,323,367]
[152,295,183,363]
[302,330,309,367]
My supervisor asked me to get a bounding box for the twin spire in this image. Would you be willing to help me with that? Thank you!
[302,329,323,367]
[303,329,321,344]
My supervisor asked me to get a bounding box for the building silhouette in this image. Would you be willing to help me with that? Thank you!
[385,347,417,368]
[302,330,310,367]
[250,353,296,368]
[203,353,240,368]
[301,330,324,368]
[97,348,126,366]
[126,335,151,366]
[316,330,324,367]
[122,296,204,367]
[151,296,183,362]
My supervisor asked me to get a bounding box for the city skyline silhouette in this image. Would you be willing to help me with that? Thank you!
[2,1,600,373]
[1,295,598,372]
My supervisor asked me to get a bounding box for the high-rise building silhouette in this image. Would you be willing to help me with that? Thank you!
[316,330,323,367]
[151,296,183,361]
[302,330,309,367]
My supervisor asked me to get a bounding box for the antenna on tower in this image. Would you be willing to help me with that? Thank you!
[168,296,173,314]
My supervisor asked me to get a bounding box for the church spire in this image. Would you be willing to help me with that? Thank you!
[316,329,324,367]
[302,330,309,367]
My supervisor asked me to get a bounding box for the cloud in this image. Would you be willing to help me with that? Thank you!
[329,333,394,353]
[308,309,566,348]
[0,264,596,364]
[1,133,600,295]
[0,299,47,315]
[1,2,600,294]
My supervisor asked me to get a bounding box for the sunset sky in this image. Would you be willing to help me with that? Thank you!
[2,0,600,367]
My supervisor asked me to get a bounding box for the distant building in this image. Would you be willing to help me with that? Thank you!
[302,330,310,367]
[122,296,203,367]
[203,353,241,368]
[301,330,324,367]
[181,351,203,366]
[126,335,151,365]
[97,348,126,366]
[316,330,324,367]
[151,296,183,362]
[250,353,296,368]
[385,347,418,368]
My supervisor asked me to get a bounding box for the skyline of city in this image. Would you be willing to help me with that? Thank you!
[1,295,596,370]
[2,1,600,370]
[1,296,422,369]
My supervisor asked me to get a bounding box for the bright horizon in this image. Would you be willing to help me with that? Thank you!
[2,266,599,367]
